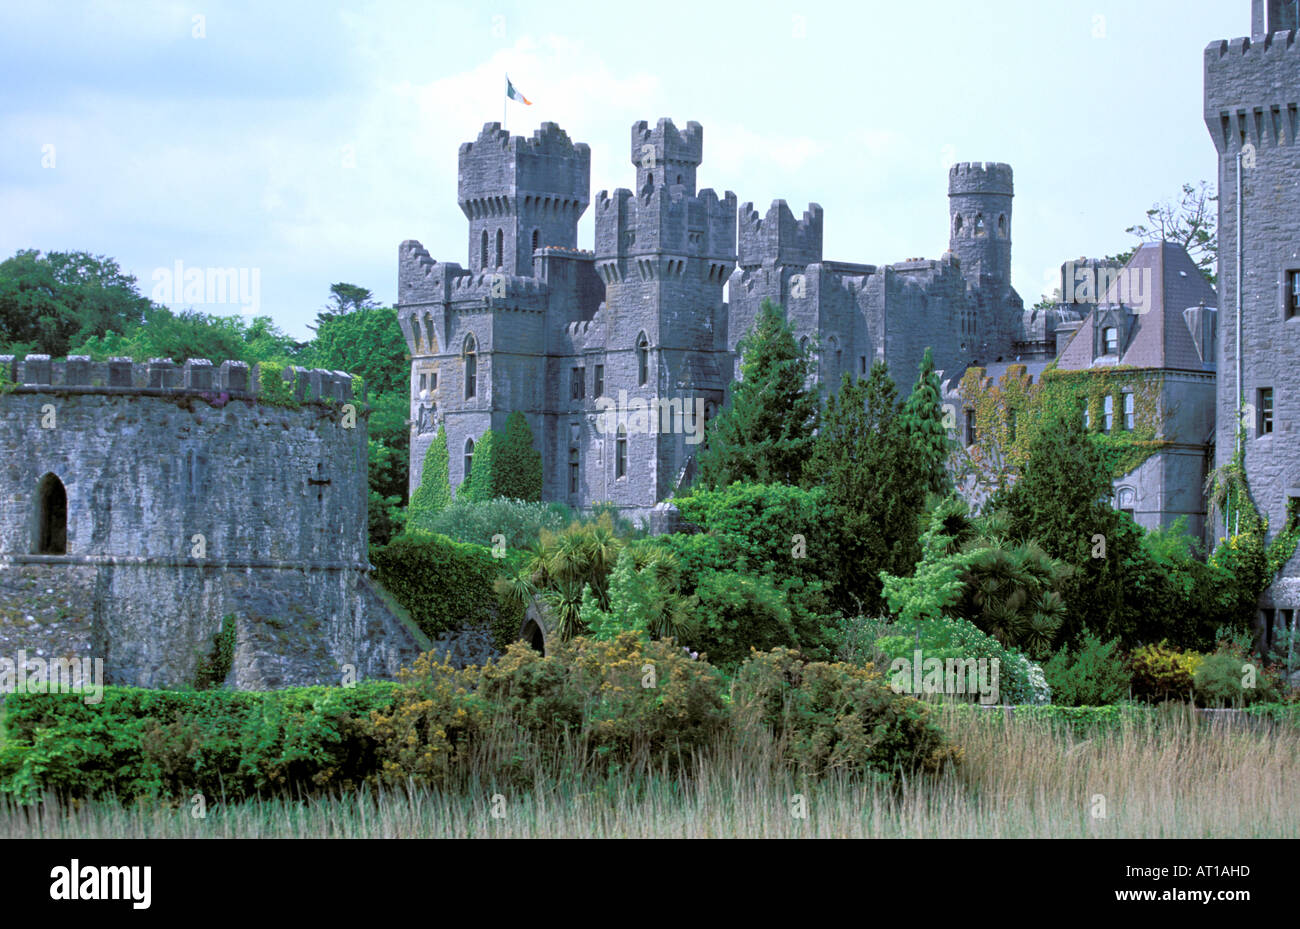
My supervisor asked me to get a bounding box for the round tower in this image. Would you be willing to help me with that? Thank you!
[948,162,1013,285]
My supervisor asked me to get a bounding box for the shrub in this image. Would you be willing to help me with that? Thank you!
[0,684,401,802]
[372,529,521,648]
[1129,642,1204,703]
[492,412,543,502]
[875,615,1050,705]
[408,426,452,519]
[690,569,802,671]
[1042,631,1131,706]
[408,497,572,550]
[1193,641,1281,707]
[730,648,957,781]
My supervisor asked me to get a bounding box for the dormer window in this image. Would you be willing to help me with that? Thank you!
[1103,326,1119,355]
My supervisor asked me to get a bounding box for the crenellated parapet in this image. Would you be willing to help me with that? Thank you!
[948,162,1014,197]
[737,200,824,270]
[631,118,704,195]
[0,355,357,404]
[1204,30,1300,153]
[593,185,737,284]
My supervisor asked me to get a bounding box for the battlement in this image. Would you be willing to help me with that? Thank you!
[949,162,1014,197]
[458,122,591,204]
[737,200,824,269]
[535,246,596,259]
[0,356,358,404]
[1205,30,1300,153]
[631,119,704,195]
[594,185,737,269]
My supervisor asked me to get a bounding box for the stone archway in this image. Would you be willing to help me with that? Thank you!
[519,602,550,655]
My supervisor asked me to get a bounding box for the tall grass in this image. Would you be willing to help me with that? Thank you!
[4,705,1296,838]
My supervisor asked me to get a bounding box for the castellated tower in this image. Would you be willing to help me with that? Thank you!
[948,162,1013,286]
[1205,0,1300,634]
[459,122,590,276]
[591,119,737,510]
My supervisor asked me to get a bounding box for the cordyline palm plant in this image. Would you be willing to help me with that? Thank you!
[494,513,629,642]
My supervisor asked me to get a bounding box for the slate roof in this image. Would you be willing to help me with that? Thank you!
[1056,242,1218,372]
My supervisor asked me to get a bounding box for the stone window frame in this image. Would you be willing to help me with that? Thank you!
[463,437,475,482]
[1257,386,1275,436]
[1281,262,1300,321]
[593,363,604,397]
[570,365,585,401]
[463,333,478,400]
[636,332,650,387]
[34,471,68,556]
[1102,394,1114,433]
[568,443,580,495]
[615,426,628,480]
[1122,389,1135,431]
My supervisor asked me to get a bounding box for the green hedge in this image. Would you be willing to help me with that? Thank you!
[0,641,957,802]
[0,683,400,802]
[372,529,519,647]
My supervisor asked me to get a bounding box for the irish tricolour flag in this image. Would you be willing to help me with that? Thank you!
[506,76,531,105]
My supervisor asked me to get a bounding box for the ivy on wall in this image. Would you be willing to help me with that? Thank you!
[955,363,1170,495]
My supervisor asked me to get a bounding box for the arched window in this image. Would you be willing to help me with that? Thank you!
[35,472,67,555]
[997,214,1007,237]
[974,214,986,236]
[532,229,540,252]
[495,228,504,268]
[480,230,488,269]
[637,333,649,386]
[676,174,682,185]
[616,426,628,479]
[463,334,477,399]
[464,437,475,479]
[953,214,964,236]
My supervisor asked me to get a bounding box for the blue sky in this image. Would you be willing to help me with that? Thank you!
[0,0,1248,341]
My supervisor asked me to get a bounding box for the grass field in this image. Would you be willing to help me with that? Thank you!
[3,704,1296,838]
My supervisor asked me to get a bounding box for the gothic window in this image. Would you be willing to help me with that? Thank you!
[532,229,540,253]
[637,333,649,387]
[463,334,477,399]
[974,214,986,236]
[464,437,475,479]
[481,230,488,269]
[954,214,963,236]
[35,472,67,555]
[616,426,628,479]
[495,228,504,268]
[1103,326,1119,355]
[997,214,1007,237]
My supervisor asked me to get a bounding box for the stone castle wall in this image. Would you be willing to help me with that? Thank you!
[0,356,422,688]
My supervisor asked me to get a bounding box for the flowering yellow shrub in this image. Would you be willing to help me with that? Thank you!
[1129,641,1204,703]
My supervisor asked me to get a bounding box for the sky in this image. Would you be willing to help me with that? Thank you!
[0,0,1250,341]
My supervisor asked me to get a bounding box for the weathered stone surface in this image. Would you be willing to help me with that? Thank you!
[0,370,422,689]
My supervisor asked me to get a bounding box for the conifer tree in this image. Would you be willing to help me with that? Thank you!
[695,299,818,489]
[900,347,953,495]
[493,411,544,501]
[408,426,452,519]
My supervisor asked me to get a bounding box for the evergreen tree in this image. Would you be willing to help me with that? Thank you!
[460,428,497,503]
[409,426,452,519]
[804,363,927,614]
[695,299,818,489]
[493,411,544,501]
[900,346,953,495]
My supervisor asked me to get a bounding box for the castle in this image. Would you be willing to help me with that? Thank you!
[0,356,421,688]
[398,120,1064,523]
[1205,0,1300,645]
